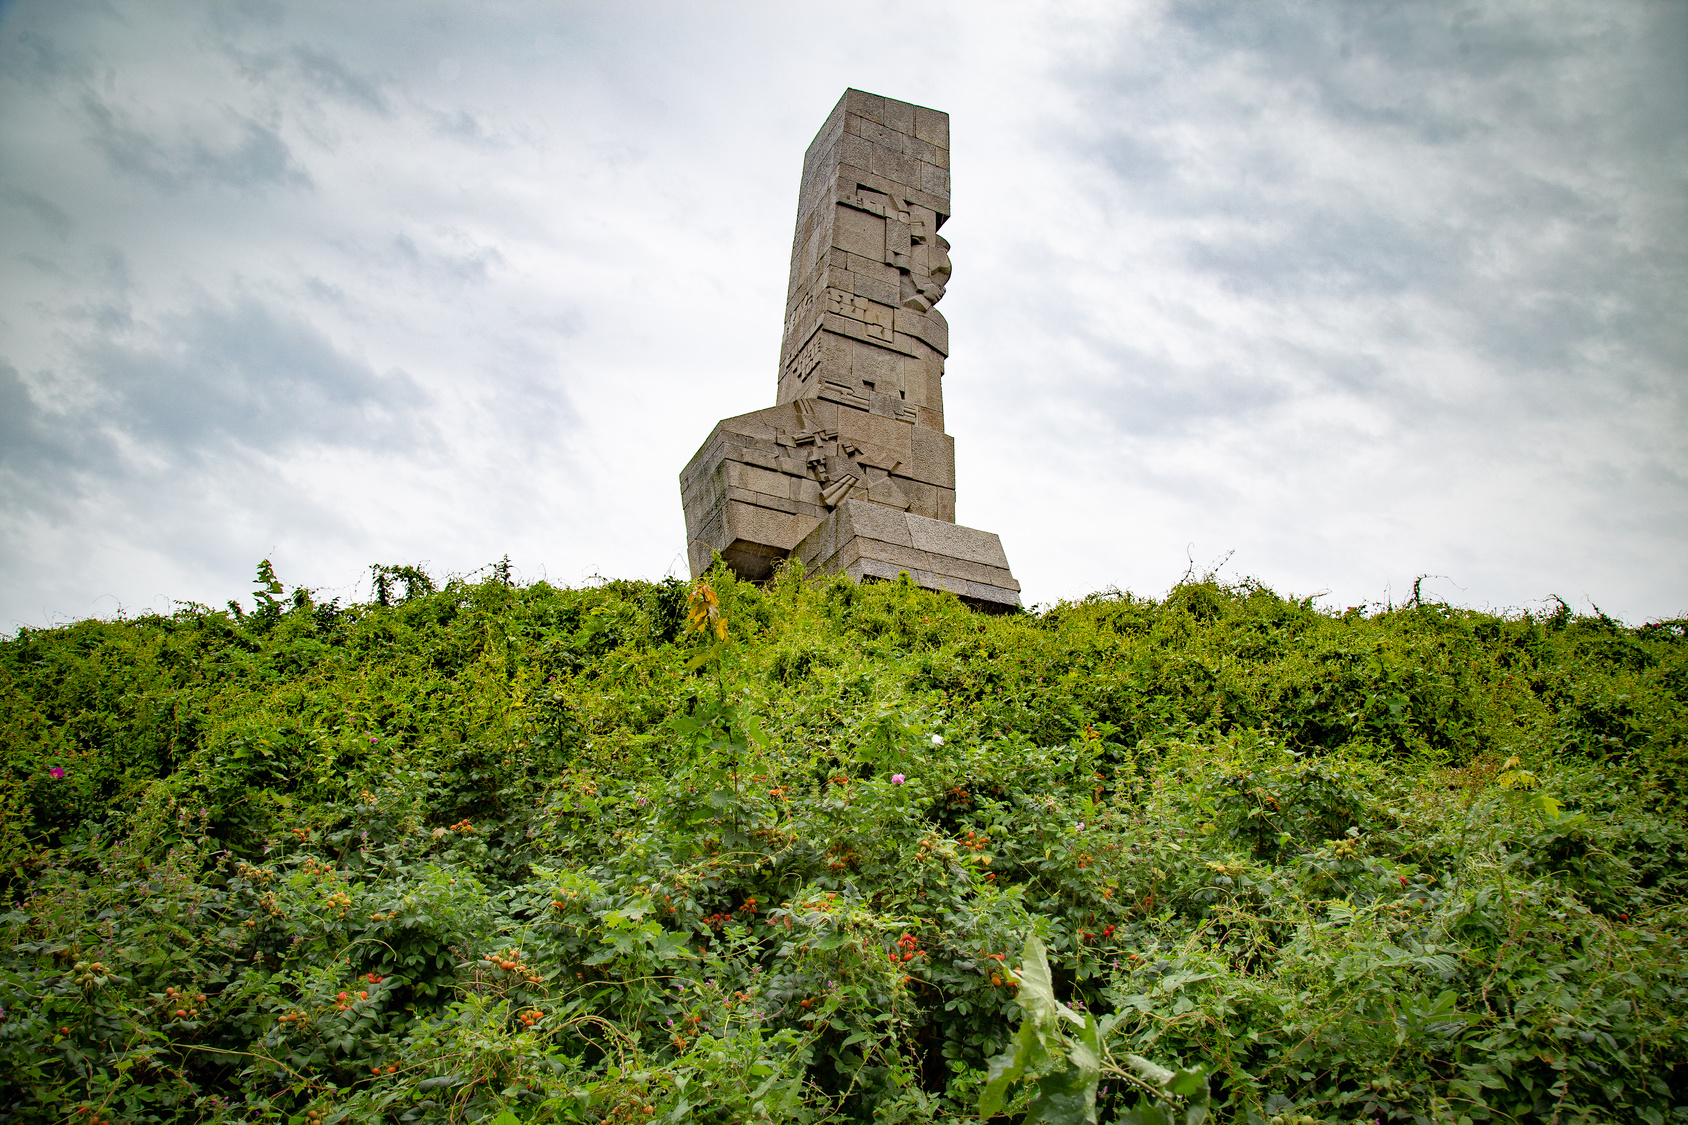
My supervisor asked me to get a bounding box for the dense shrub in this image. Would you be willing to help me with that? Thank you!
[0,562,1685,1123]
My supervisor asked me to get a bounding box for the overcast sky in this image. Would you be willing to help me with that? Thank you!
[2,0,1683,628]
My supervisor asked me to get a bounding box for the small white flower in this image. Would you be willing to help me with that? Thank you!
[930,734,944,746]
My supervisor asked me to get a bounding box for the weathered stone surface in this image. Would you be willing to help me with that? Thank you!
[908,519,1011,569]
[775,89,953,414]
[794,501,1021,612]
[680,89,1018,608]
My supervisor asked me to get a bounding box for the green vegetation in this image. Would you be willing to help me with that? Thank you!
[2,559,1685,1125]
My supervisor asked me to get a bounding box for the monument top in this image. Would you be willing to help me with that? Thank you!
[776,90,953,432]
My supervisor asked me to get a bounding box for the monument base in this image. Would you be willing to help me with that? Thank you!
[794,499,1020,611]
[679,400,958,583]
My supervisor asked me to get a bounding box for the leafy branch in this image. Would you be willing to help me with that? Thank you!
[982,934,1210,1125]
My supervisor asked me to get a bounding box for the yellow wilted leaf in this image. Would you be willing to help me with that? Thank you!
[686,580,727,641]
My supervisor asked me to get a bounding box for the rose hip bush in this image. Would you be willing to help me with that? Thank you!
[0,561,1685,1122]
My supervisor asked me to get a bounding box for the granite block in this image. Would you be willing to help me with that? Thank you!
[842,500,915,548]
[792,501,1020,608]
[833,205,885,259]
[907,514,1011,568]
[912,105,949,149]
[908,426,955,488]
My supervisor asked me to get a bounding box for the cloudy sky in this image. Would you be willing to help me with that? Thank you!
[1,0,1683,628]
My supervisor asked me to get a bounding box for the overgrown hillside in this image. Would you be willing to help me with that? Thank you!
[2,562,1686,1125]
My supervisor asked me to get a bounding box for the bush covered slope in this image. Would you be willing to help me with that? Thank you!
[2,562,1685,1124]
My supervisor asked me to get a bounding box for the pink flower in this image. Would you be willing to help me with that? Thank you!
[890,774,906,785]
[48,767,65,780]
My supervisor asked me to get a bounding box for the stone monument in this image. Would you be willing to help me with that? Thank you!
[680,89,1020,610]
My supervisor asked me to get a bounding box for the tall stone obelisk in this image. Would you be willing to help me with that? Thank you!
[680,89,1020,610]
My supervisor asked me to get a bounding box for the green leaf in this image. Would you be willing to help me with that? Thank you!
[1117,1104,1173,1125]
[1165,1065,1207,1100]
[1125,1055,1175,1086]
[1014,934,1083,1029]
[981,1018,1046,1118]
[1026,1062,1098,1125]
[1036,1012,1102,1124]
[1015,934,1058,1024]
[650,929,695,961]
